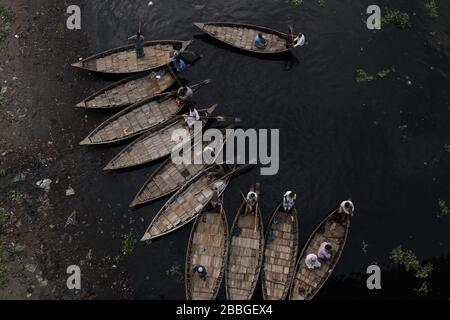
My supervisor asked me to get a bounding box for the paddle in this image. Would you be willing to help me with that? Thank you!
[199,115,242,123]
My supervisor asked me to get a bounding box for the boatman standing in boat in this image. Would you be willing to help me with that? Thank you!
[193,265,208,281]
[246,191,258,212]
[177,86,194,106]
[286,25,306,49]
[170,50,187,72]
[283,191,296,212]
[338,200,355,222]
[128,31,145,58]
[185,107,200,129]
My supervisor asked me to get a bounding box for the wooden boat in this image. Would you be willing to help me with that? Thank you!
[185,197,229,300]
[79,80,211,145]
[289,203,351,300]
[225,184,264,300]
[129,127,229,207]
[141,164,236,242]
[72,40,191,74]
[104,105,217,171]
[261,201,299,300]
[75,68,176,109]
[194,22,295,54]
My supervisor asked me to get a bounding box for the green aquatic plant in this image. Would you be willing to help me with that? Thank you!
[377,69,392,78]
[382,10,411,29]
[0,251,7,287]
[291,0,303,6]
[0,5,13,44]
[8,190,23,204]
[426,0,439,19]
[0,94,8,107]
[414,281,432,296]
[390,246,433,282]
[398,124,408,130]
[165,264,184,284]
[444,144,450,153]
[318,0,325,7]
[121,231,136,257]
[362,241,369,254]
[355,69,374,83]
[0,169,6,177]
[438,199,449,217]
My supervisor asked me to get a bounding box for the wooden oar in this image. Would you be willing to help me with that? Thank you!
[254,202,259,233]
[199,115,242,123]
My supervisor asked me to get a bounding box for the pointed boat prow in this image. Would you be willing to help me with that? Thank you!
[193,22,205,30]
[206,104,218,115]
[141,232,152,242]
[75,101,86,108]
[79,137,92,146]
[71,61,83,69]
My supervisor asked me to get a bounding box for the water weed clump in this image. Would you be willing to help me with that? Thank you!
[426,0,439,19]
[382,10,411,29]
[290,0,303,6]
[377,68,392,78]
[355,69,375,83]
[165,264,184,284]
[390,246,434,295]
[0,5,13,44]
[0,94,8,107]
[437,199,449,217]
[318,0,325,7]
[121,231,136,257]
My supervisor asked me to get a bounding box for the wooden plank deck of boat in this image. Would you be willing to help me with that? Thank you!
[103,105,217,171]
[80,80,210,145]
[72,40,191,74]
[289,206,351,300]
[194,22,291,54]
[261,203,299,300]
[140,165,232,242]
[226,184,264,300]
[185,199,229,300]
[75,69,175,109]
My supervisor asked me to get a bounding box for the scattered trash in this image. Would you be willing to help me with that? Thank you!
[65,211,78,227]
[36,179,52,192]
[25,264,37,274]
[65,186,76,197]
[148,1,154,6]
[0,86,7,94]
[13,172,27,183]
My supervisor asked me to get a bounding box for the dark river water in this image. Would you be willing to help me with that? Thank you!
[70,0,450,299]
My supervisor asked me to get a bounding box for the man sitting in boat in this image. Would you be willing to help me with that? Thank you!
[305,253,321,270]
[246,191,258,212]
[286,26,306,49]
[176,86,194,106]
[193,265,207,281]
[282,191,296,212]
[317,242,333,260]
[254,33,268,49]
[170,50,187,72]
[185,107,200,129]
[128,32,145,58]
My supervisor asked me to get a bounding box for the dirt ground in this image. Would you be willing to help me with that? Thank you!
[0,0,132,299]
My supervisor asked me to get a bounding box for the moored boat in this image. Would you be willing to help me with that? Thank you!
[72,40,191,74]
[194,22,298,54]
[75,68,176,109]
[225,183,264,300]
[140,164,237,242]
[289,201,352,300]
[261,194,299,300]
[185,197,229,300]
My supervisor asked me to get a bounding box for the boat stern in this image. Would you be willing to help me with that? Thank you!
[79,137,92,146]
[141,232,153,242]
[75,101,86,108]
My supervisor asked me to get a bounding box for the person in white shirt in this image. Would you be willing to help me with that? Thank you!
[305,253,321,270]
[283,191,296,212]
[185,107,200,129]
[246,191,258,211]
[340,200,355,216]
